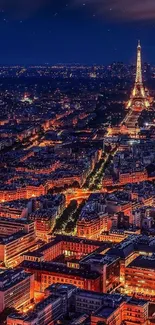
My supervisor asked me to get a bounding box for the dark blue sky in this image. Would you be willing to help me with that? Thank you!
[1,0,155,65]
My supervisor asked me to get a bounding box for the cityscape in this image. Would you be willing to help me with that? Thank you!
[1,40,155,325]
[1,2,155,325]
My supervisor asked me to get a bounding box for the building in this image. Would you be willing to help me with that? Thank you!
[80,254,120,293]
[7,294,62,325]
[0,218,36,267]
[77,196,109,239]
[0,217,35,236]
[91,297,149,325]
[6,284,152,325]
[125,255,155,300]
[21,260,101,293]
[0,268,34,312]
[45,283,77,314]
[0,199,32,219]
[29,208,58,241]
[119,169,148,185]
[22,234,111,263]
[106,236,139,284]
[0,184,46,202]
[75,289,149,325]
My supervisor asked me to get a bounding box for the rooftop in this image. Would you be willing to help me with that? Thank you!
[21,260,100,280]
[94,306,116,319]
[0,268,32,291]
[80,253,119,266]
[128,255,155,270]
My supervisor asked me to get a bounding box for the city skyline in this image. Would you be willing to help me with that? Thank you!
[1,17,155,324]
[0,39,154,66]
[2,3,155,325]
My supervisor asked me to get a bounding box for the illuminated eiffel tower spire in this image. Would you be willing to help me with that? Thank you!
[133,40,145,97]
[135,40,142,85]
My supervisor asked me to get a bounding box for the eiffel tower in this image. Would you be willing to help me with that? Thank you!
[127,41,150,111]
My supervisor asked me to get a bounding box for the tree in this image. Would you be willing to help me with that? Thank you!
[71,181,80,188]
[53,200,78,233]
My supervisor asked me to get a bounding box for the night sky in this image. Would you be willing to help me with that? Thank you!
[1,0,155,65]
